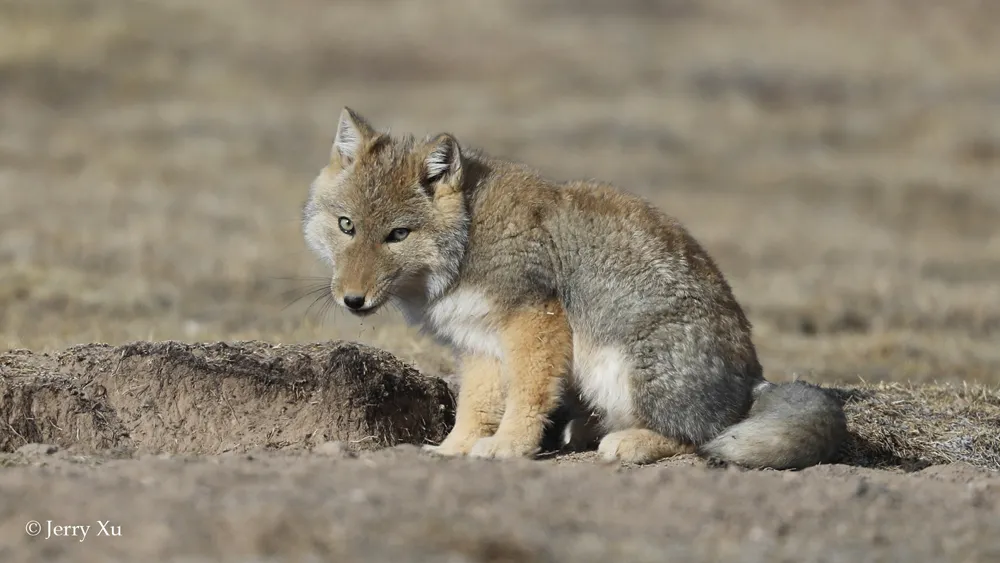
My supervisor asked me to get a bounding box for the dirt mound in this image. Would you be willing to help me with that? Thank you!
[3,341,999,471]
[0,341,455,455]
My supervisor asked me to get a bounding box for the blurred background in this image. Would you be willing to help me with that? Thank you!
[1,0,998,385]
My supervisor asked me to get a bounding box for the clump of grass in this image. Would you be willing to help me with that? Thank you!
[833,381,1000,471]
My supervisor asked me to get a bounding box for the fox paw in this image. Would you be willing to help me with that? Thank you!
[422,444,461,457]
[468,435,538,460]
[598,429,694,464]
[597,432,627,462]
[422,433,480,457]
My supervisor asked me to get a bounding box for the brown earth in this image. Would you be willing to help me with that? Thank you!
[1,0,1000,560]
[0,446,998,563]
[3,342,999,469]
[1,341,1000,562]
[0,341,455,455]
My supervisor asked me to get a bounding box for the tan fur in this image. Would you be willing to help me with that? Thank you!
[423,353,504,456]
[598,429,696,464]
[467,300,573,459]
[303,108,848,469]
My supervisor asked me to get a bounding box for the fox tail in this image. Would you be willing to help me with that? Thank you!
[698,380,848,470]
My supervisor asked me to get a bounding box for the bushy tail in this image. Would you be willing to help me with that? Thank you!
[698,380,848,470]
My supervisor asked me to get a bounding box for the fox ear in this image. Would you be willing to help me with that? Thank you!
[331,107,375,168]
[421,133,463,196]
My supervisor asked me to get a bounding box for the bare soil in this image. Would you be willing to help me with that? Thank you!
[2,342,999,562]
[1,0,999,560]
[1,446,999,563]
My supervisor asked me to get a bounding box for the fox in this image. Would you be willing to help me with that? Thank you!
[302,107,848,469]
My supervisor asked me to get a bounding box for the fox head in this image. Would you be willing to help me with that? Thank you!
[302,107,470,315]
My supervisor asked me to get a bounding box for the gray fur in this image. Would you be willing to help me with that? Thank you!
[303,111,849,468]
[698,381,848,469]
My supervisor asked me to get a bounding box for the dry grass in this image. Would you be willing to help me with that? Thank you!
[0,0,998,390]
[838,382,1000,470]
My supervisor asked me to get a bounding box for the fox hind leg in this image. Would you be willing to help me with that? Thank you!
[598,428,695,464]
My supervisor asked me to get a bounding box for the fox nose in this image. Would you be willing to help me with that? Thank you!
[343,294,366,310]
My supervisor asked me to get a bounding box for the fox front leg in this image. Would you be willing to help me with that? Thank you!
[423,353,504,457]
[469,300,572,460]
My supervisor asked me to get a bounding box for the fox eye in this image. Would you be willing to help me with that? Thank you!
[385,228,410,243]
[338,217,354,235]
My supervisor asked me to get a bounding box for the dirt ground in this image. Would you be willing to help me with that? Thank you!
[0,446,997,563]
[1,0,999,561]
[0,343,998,563]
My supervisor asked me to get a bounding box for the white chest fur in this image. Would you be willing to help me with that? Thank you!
[406,287,504,359]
